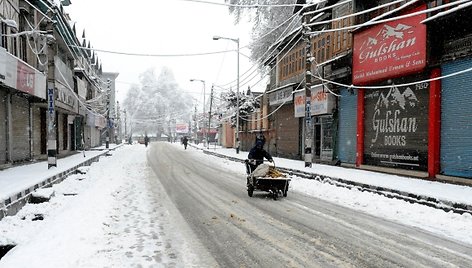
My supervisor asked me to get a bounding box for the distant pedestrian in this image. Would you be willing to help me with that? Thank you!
[182,136,188,150]
[144,135,149,147]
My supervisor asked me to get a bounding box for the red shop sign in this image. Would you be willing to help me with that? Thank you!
[352,5,426,85]
[17,61,35,95]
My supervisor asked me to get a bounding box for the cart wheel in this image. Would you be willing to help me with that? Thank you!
[247,185,254,197]
[272,187,278,200]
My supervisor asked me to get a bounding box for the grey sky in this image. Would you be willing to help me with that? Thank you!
[65,0,260,104]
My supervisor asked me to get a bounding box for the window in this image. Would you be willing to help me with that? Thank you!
[1,22,8,50]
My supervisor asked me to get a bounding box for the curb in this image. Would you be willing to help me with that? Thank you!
[203,150,472,215]
[0,145,123,221]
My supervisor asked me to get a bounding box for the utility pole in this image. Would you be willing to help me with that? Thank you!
[46,16,57,169]
[194,105,197,143]
[116,101,121,143]
[208,85,214,149]
[189,79,206,145]
[105,79,111,149]
[303,11,313,168]
[124,110,127,140]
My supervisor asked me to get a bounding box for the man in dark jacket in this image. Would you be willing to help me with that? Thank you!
[182,136,188,150]
[247,138,273,173]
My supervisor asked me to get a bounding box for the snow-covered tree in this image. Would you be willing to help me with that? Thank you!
[226,0,301,71]
[222,89,259,127]
[122,67,193,136]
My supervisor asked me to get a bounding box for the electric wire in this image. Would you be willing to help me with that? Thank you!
[307,0,471,35]
[176,0,307,8]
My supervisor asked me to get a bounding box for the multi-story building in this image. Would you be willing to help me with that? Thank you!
[256,0,471,182]
[259,0,352,162]
[1,0,111,168]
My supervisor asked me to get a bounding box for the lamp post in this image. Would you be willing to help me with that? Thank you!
[213,35,240,153]
[189,79,206,146]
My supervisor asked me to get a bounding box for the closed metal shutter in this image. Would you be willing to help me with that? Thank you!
[337,88,357,164]
[11,94,31,162]
[441,58,472,178]
[273,104,301,159]
[31,106,43,157]
[0,90,7,164]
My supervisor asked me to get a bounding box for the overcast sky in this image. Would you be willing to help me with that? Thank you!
[65,0,262,105]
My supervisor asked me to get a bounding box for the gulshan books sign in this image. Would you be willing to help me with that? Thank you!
[352,6,427,85]
[363,78,429,171]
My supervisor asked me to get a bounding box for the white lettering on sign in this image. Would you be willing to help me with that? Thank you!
[371,85,420,146]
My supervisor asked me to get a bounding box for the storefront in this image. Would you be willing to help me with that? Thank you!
[294,84,337,162]
[337,87,357,165]
[441,57,472,178]
[0,89,7,164]
[0,49,46,163]
[269,84,301,159]
[352,5,430,172]
[311,85,336,162]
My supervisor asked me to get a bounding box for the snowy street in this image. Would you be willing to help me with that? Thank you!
[0,144,216,267]
[2,142,472,267]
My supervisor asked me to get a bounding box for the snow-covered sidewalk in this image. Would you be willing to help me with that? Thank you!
[199,144,472,207]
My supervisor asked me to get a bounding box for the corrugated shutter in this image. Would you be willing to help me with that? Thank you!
[31,106,43,157]
[337,88,357,164]
[274,104,301,159]
[11,94,31,162]
[441,58,472,178]
[0,90,7,164]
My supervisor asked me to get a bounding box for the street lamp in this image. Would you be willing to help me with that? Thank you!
[189,78,206,146]
[213,35,240,153]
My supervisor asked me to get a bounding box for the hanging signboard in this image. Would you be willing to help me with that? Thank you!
[352,5,427,85]
[310,85,336,115]
[294,91,305,117]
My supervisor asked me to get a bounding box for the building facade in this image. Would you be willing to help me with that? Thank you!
[251,0,471,182]
[1,0,112,169]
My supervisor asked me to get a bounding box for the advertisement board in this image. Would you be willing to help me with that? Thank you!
[175,123,189,134]
[363,77,429,170]
[352,6,427,84]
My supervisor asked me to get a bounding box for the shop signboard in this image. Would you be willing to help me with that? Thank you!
[17,61,35,95]
[310,85,336,115]
[176,123,189,134]
[269,86,293,106]
[352,5,427,85]
[3,51,17,89]
[293,91,305,117]
[363,78,429,170]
